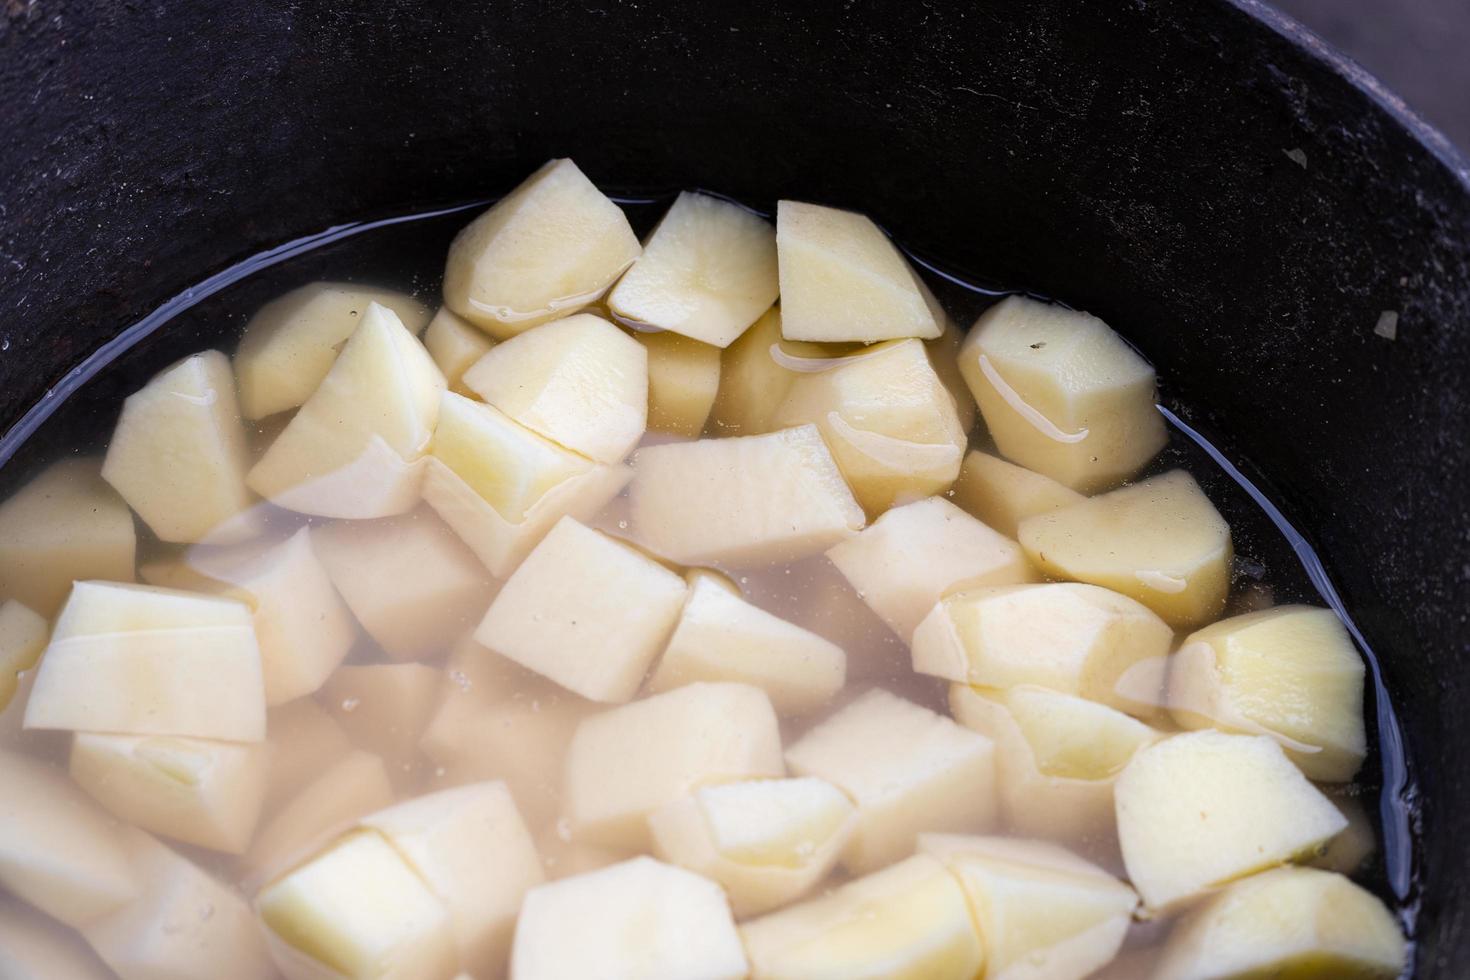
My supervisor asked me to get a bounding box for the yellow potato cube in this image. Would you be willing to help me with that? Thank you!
[263,698,353,813]
[636,329,722,437]
[708,306,843,435]
[950,449,1085,538]
[0,904,112,980]
[320,663,441,779]
[0,600,48,714]
[246,750,394,883]
[423,306,494,394]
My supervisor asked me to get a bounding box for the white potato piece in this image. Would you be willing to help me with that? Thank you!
[926,314,979,433]
[0,749,136,926]
[246,750,394,883]
[1153,866,1406,980]
[0,600,48,714]
[1168,605,1367,782]
[320,664,441,778]
[475,517,686,702]
[772,338,966,513]
[564,682,784,849]
[647,575,845,714]
[950,449,1085,538]
[248,302,446,519]
[776,200,940,343]
[630,425,865,566]
[70,732,267,854]
[236,282,432,419]
[1310,796,1377,876]
[920,833,1138,980]
[708,306,844,435]
[461,313,648,463]
[649,776,857,917]
[0,903,112,980]
[785,688,997,872]
[1019,470,1232,629]
[740,852,982,980]
[635,329,722,436]
[423,306,493,394]
[1114,731,1348,910]
[827,496,1033,641]
[958,295,1166,491]
[443,158,641,336]
[0,458,136,616]
[263,698,353,812]
[258,830,457,980]
[314,509,493,661]
[912,582,1174,714]
[102,350,257,544]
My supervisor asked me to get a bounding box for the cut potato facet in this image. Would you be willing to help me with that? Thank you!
[635,329,722,437]
[102,350,257,544]
[610,191,779,347]
[708,306,839,435]
[1114,731,1348,911]
[926,315,979,433]
[263,699,353,813]
[0,600,48,714]
[0,904,112,980]
[1018,470,1232,629]
[442,158,641,337]
[246,750,395,882]
[950,449,1085,539]
[958,295,1166,492]
[320,663,441,778]
[423,307,494,394]
[785,688,997,872]
[776,201,941,343]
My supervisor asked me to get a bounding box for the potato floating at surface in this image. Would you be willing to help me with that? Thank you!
[950,449,1085,538]
[1168,605,1367,782]
[0,904,112,980]
[709,306,837,435]
[320,663,441,778]
[630,425,865,566]
[827,496,1034,641]
[635,329,722,437]
[0,600,48,714]
[442,158,641,337]
[958,295,1166,492]
[102,350,257,544]
[1152,866,1406,980]
[785,688,997,872]
[263,698,353,812]
[776,200,941,343]
[511,856,749,980]
[1114,730,1348,911]
[236,282,432,419]
[1019,469,1232,629]
[610,190,780,347]
[246,750,395,882]
[422,306,494,394]
[739,852,983,980]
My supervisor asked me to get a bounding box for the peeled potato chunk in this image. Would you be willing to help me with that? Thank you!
[926,314,979,433]
[0,458,136,616]
[920,833,1138,980]
[647,574,846,714]
[246,749,395,882]
[709,306,844,435]
[740,852,982,980]
[320,663,441,778]
[636,329,722,437]
[70,732,267,854]
[263,698,353,812]
[442,158,641,337]
[827,496,1033,641]
[422,307,493,394]
[610,190,779,347]
[785,688,997,873]
[1168,605,1367,782]
[461,313,648,463]
[776,200,941,343]
[102,350,257,544]
[1114,730,1348,911]
[0,600,48,714]
[0,904,112,980]
[511,856,748,980]
[236,282,432,419]
[248,302,446,519]
[1153,866,1406,980]
[649,776,857,917]
[958,295,1166,491]
[950,449,1085,538]
[564,682,785,849]
[630,425,865,566]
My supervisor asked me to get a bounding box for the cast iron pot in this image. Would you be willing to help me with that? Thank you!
[1,0,1467,974]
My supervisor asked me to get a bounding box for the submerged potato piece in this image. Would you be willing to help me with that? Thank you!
[772,338,966,513]
[0,600,48,714]
[246,750,395,882]
[635,329,722,437]
[708,306,841,435]
[0,904,112,980]
[102,350,257,544]
[70,733,267,854]
[647,575,846,714]
[461,313,648,463]
[0,458,137,616]
[320,664,441,777]
[958,295,1166,491]
[512,856,748,980]
[263,699,353,813]
[827,496,1033,641]
[564,682,785,849]
[1019,470,1233,629]
[912,582,1174,714]
[443,158,641,336]
[776,200,940,343]
[920,833,1138,980]
[236,282,432,419]
[649,776,857,917]
[1114,731,1348,911]
[740,852,982,980]
[422,307,494,394]
[630,425,865,566]
[950,449,1086,539]
[248,302,446,519]
[534,830,634,881]
[476,517,687,702]
[926,314,979,433]
[1168,605,1367,782]
[785,688,997,873]
[1153,866,1406,980]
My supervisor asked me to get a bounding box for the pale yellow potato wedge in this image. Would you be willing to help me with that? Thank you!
[320,663,441,779]
[708,306,845,435]
[1310,796,1377,876]
[925,314,979,433]
[263,698,353,813]
[0,904,112,980]
[950,449,1085,538]
[636,329,722,437]
[0,600,47,714]
[422,306,493,394]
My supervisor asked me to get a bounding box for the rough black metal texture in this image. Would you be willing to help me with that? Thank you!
[1,0,1467,971]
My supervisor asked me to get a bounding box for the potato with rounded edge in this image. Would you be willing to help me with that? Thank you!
[950,449,1085,538]
[635,329,722,437]
[0,600,48,714]
[422,307,493,394]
